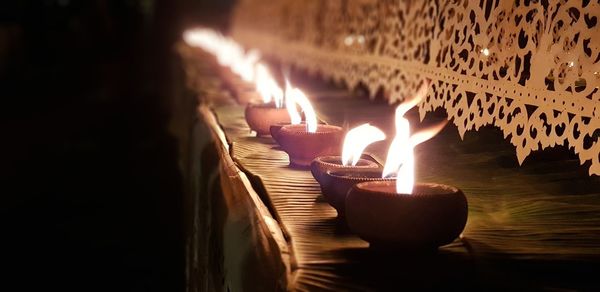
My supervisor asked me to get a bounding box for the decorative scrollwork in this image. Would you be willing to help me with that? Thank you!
[231,0,600,175]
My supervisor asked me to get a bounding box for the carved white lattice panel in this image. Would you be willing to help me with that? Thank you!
[230,0,600,175]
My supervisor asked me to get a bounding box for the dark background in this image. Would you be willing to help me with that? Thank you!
[1,0,232,290]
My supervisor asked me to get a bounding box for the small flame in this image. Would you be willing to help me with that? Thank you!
[185,29,319,132]
[285,80,302,125]
[255,63,283,107]
[284,80,317,132]
[408,121,449,149]
[290,87,317,133]
[232,49,260,82]
[183,29,260,83]
[341,124,386,166]
[382,81,447,194]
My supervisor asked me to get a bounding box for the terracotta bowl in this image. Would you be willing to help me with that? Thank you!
[271,120,327,145]
[319,169,393,217]
[245,104,291,137]
[270,122,290,144]
[346,181,468,250]
[310,155,381,183]
[277,124,343,168]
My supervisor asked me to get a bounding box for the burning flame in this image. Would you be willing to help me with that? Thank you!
[232,49,260,82]
[183,28,218,51]
[183,28,260,83]
[284,80,318,132]
[285,80,302,125]
[255,63,283,108]
[289,86,317,133]
[341,124,386,166]
[187,29,326,125]
[382,81,448,194]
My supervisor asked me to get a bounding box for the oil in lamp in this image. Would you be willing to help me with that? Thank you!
[345,81,468,250]
[244,63,291,136]
[277,82,343,168]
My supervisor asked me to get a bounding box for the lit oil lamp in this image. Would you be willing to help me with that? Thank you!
[183,29,260,103]
[269,79,306,143]
[312,124,387,216]
[311,123,385,183]
[320,168,393,217]
[269,81,327,143]
[277,82,343,168]
[270,122,291,144]
[244,63,291,136]
[270,121,327,145]
[345,81,468,250]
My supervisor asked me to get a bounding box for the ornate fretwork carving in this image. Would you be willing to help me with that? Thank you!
[230,0,600,175]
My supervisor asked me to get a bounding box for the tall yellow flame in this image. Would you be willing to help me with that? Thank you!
[341,124,386,166]
[382,80,447,194]
[382,114,412,192]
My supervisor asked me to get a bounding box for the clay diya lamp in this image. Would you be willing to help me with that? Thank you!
[270,122,290,144]
[277,124,344,168]
[339,79,463,250]
[345,181,468,250]
[311,123,386,183]
[318,169,393,217]
[245,103,290,136]
[310,155,380,184]
[270,120,326,145]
